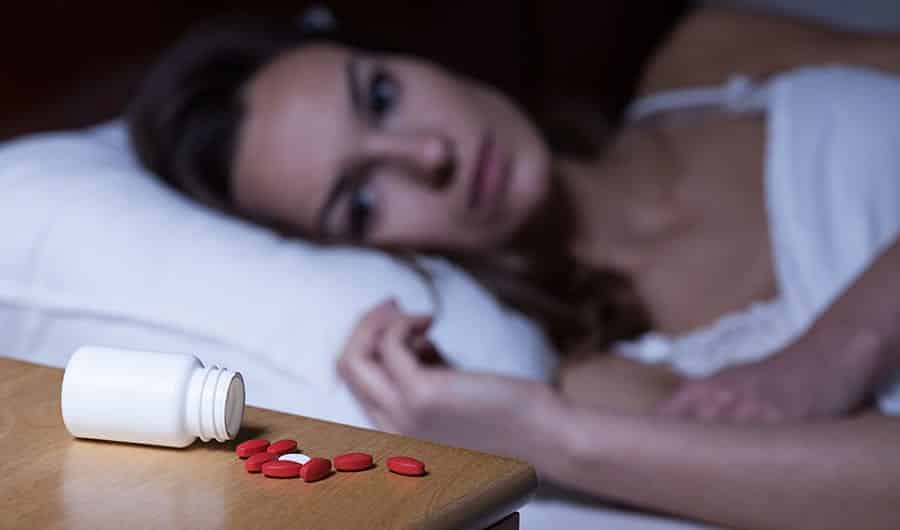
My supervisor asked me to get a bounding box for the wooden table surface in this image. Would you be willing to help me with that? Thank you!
[0,357,537,530]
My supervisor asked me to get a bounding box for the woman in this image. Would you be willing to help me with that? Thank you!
[129,7,900,529]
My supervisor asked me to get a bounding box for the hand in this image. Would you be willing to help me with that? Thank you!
[336,299,559,458]
[656,343,871,423]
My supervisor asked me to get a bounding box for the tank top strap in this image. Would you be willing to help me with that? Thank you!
[625,74,772,124]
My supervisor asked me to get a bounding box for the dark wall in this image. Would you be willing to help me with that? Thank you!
[1,1,688,141]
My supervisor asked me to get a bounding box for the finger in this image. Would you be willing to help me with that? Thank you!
[410,313,433,331]
[406,316,448,366]
[695,390,737,422]
[656,393,689,417]
[379,315,430,384]
[340,354,405,419]
[369,410,401,434]
[732,400,764,424]
[356,397,400,433]
[339,306,406,413]
[657,385,704,417]
[736,401,786,425]
[338,299,401,373]
[759,405,786,424]
[404,313,433,342]
[410,336,448,366]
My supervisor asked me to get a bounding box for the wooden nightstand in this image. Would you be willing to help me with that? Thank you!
[0,358,536,529]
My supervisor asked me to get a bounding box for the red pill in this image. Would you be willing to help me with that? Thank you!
[387,456,426,476]
[261,460,302,479]
[245,452,277,473]
[334,452,374,472]
[267,439,298,455]
[236,439,270,459]
[300,457,332,482]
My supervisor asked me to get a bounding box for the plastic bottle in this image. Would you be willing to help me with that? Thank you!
[61,346,245,448]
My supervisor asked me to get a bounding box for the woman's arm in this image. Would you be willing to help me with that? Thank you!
[545,401,900,530]
[658,237,900,422]
[798,237,900,390]
[557,352,682,414]
[338,302,900,530]
[640,7,900,97]
[554,303,900,530]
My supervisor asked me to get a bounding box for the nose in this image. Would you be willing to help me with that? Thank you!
[361,132,455,189]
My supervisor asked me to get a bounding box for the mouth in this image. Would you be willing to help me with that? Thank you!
[467,130,510,217]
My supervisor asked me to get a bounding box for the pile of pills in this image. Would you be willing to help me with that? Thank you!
[235,439,427,482]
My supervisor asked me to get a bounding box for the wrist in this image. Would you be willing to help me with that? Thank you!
[526,384,570,450]
[525,387,581,474]
[528,388,622,482]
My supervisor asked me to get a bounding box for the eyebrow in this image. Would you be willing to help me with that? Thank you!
[316,55,365,237]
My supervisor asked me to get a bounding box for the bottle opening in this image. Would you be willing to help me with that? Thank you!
[224,373,245,440]
[192,366,246,442]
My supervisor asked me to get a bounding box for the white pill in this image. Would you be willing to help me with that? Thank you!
[278,453,310,465]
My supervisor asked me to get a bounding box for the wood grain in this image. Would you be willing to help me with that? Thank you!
[0,358,536,530]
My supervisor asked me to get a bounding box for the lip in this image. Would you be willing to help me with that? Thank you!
[467,131,509,217]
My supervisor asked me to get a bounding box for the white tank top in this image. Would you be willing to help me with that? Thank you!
[616,67,900,414]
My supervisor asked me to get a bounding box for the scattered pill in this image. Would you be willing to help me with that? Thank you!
[267,439,298,455]
[261,460,302,479]
[245,452,277,473]
[334,452,374,472]
[236,439,270,458]
[387,456,426,476]
[300,457,332,482]
[278,453,311,466]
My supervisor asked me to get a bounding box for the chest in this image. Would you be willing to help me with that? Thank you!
[632,115,778,334]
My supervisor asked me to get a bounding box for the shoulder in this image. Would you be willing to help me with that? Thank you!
[637,7,854,98]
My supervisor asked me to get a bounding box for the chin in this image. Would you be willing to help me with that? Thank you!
[494,156,551,247]
[516,150,552,215]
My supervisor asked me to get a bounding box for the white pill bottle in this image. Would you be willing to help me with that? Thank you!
[61,346,245,448]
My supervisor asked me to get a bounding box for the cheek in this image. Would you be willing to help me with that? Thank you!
[370,177,514,250]
[371,186,460,248]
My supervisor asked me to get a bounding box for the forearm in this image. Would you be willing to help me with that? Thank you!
[795,238,900,391]
[558,353,682,414]
[537,397,900,530]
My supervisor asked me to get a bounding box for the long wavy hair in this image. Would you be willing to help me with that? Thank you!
[127,14,651,355]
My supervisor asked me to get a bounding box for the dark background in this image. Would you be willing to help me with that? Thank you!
[1,1,690,142]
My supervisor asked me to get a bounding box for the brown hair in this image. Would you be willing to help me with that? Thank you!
[128,15,650,355]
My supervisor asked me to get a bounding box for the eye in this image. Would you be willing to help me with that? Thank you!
[347,186,376,241]
[368,67,398,120]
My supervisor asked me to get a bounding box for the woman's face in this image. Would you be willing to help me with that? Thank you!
[233,44,551,251]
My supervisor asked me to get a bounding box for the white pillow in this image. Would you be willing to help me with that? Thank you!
[0,122,558,425]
